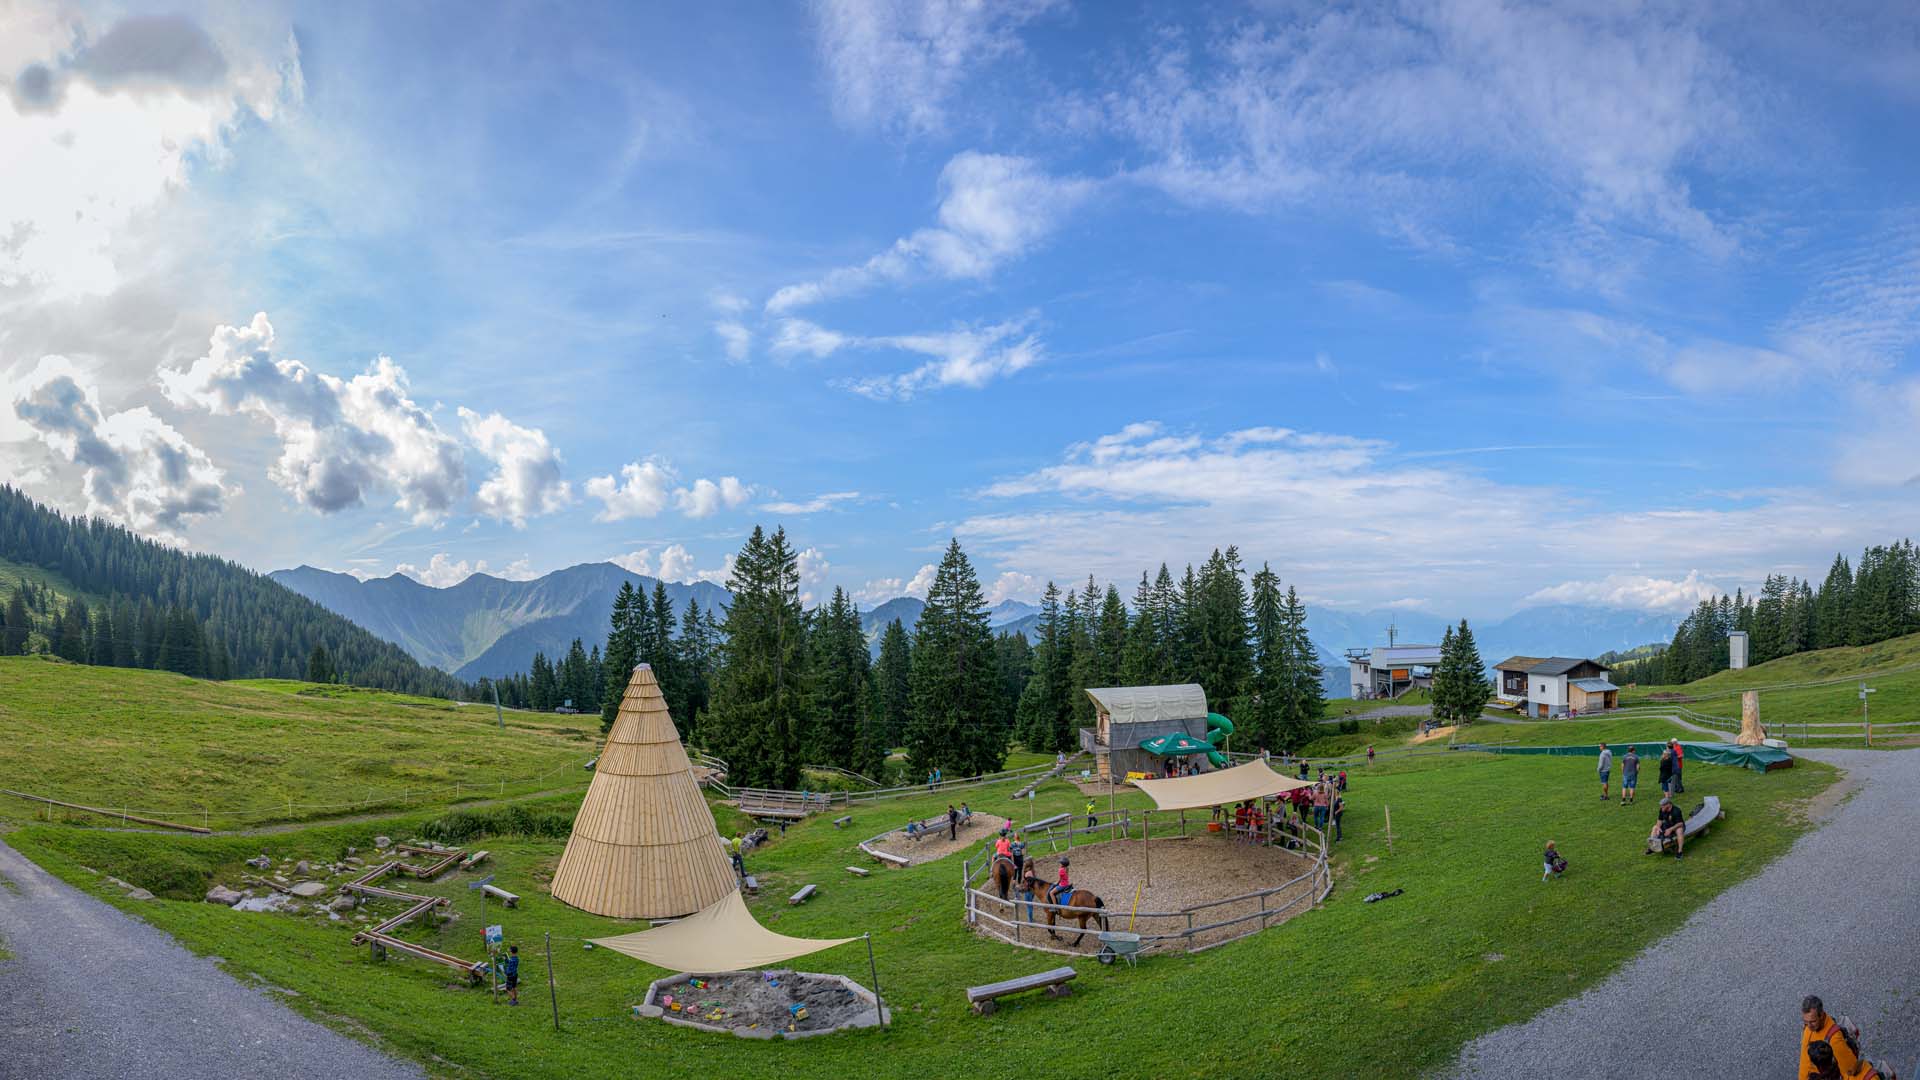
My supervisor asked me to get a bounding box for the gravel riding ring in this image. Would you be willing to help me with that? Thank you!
[638,970,889,1040]
[864,814,1010,865]
[966,833,1324,957]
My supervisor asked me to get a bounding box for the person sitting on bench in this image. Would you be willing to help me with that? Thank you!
[1649,795,1686,859]
[905,819,920,840]
[959,802,972,824]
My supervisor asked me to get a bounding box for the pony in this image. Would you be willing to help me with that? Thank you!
[1023,870,1108,945]
[990,853,1019,901]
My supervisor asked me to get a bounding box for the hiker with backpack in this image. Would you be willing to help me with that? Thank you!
[1800,995,1889,1080]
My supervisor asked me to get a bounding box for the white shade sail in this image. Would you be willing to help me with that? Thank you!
[589,890,859,971]
[1131,759,1313,812]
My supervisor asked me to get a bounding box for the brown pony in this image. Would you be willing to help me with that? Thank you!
[1022,870,1108,945]
[990,854,1018,900]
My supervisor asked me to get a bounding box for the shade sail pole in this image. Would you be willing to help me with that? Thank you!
[865,933,887,1031]
[1144,810,1151,888]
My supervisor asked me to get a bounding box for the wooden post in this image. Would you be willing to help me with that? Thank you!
[1384,805,1393,854]
[1144,810,1151,888]
[864,933,887,1031]
[545,932,559,1031]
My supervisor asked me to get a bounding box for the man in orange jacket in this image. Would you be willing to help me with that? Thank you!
[1800,995,1861,1079]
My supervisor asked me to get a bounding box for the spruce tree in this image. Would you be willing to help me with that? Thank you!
[1431,619,1489,724]
[600,581,640,731]
[905,539,1003,776]
[703,527,813,789]
[811,587,869,769]
[305,644,335,684]
[1280,586,1325,744]
[870,618,912,751]
[1246,563,1285,752]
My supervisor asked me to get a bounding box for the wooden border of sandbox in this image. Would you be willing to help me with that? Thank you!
[636,970,891,1040]
[959,810,1332,959]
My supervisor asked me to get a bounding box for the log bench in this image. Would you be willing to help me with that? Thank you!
[1024,812,1070,832]
[867,849,910,867]
[480,884,518,908]
[966,966,1077,1016]
[845,866,870,877]
[743,874,760,894]
[1647,795,1722,854]
[833,815,852,828]
[789,884,817,905]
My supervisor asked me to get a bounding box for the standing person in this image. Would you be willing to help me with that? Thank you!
[1649,795,1686,859]
[1330,789,1345,842]
[1799,996,1863,1079]
[946,804,959,841]
[728,834,745,880]
[1085,796,1097,830]
[1298,758,1310,781]
[1597,743,1613,801]
[1312,782,1330,832]
[1017,868,1039,924]
[1670,741,1685,794]
[503,944,520,1006]
[1367,744,1375,766]
[1009,830,1026,880]
[1658,746,1676,796]
[1621,746,1640,805]
[927,770,935,793]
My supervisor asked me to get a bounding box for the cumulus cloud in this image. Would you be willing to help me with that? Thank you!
[11,360,230,537]
[656,543,696,583]
[457,407,572,527]
[810,0,1062,137]
[585,460,674,521]
[769,319,850,359]
[903,562,938,598]
[713,320,751,362]
[766,153,1091,313]
[838,318,1042,400]
[674,476,752,519]
[762,491,861,514]
[394,552,530,588]
[610,549,654,576]
[853,563,939,604]
[986,570,1041,605]
[161,314,466,523]
[1524,572,1723,613]
[797,545,831,605]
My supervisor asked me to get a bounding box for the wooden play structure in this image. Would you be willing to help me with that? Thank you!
[344,843,487,981]
[549,663,739,920]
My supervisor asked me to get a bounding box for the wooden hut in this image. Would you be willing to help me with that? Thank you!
[549,663,737,919]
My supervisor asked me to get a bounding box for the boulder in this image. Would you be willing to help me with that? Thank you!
[125,888,155,901]
[205,886,245,906]
[345,846,357,856]
[327,894,358,913]
[293,860,310,875]
[246,854,271,870]
[373,836,392,850]
[289,881,327,898]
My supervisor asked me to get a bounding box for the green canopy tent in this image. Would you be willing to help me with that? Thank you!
[1137,732,1218,757]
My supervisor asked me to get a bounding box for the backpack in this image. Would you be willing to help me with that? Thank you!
[1819,1016,1891,1078]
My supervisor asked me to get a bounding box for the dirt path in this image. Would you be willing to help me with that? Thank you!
[1449,749,1920,1079]
[0,838,425,1080]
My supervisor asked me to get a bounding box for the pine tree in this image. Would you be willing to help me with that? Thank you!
[703,527,813,789]
[1280,586,1325,748]
[2,587,27,656]
[1120,571,1161,685]
[870,618,912,750]
[600,581,641,731]
[1013,582,1068,751]
[1246,564,1285,751]
[1431,619,1489,724]
[529,651,557,711]
[905,539,1003,776]
[305,644,335,683]
[811,587,869,769]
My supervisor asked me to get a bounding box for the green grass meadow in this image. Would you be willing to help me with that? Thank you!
[8,740,1836,1080]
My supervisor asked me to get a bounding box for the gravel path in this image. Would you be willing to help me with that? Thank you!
[1325,703,1433,722]
[0,838,425,1080]
[1450,748,1920,1079]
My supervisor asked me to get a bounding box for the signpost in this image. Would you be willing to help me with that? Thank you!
[485,923,504,1004]
[1861,684,1878,747]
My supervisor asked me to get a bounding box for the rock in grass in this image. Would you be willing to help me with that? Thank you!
[125,888,155,901]
[289,881,327,898]
[205,886,244,906]
[246,854,271,870]
[328,895,357,913]
[373,836,392,850]
[293,860,310,875]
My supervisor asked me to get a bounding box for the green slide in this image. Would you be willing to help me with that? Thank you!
[1204,712,1234,766]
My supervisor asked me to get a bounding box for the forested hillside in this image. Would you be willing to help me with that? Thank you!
[0,486,463,696]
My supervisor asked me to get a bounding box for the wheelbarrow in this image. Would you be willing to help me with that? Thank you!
[1096,930,1143,968]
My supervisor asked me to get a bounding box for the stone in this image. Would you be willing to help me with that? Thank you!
[289,881,327,898]
[246,855,271,870]
[293,860,310,875]
[732,1026,778,1040]
[328,895,357,913]
[373,836,392,850]
[125,888,155,901]
[637,1004,663,1018]
[105,876,131,890]
[205,886,245,906]
[345,846,357,856]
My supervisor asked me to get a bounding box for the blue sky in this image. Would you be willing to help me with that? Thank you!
[4,1,1920,619]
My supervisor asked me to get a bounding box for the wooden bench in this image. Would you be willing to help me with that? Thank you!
[868,848,910,867]
[1647,796,1722,853]
[742,874,760,894]
[1024,812,1069,831]
[460,850,489,870]
[833,815,852,828]
[479,884,518,908]
[966,966,1077,1016]
[789,884,817,905]
[845,866,870,877]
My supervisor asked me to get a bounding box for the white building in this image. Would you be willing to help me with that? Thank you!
[1347,644,1444,700]
[1492,656,1620,718]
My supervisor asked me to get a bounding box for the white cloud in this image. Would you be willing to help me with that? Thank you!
[797,545,831,605]
[839,318,1042,400]
[610,549,653,576]
[0,10,301,299]
[986,570,1040,605]
[586,460,674,521]
[656,543,696,583]
[762,491,861,514]
[770,319,851,359]
[457,407,572,527]
[673,476,752,519]
[395,553,488,588]
[903,562,938,599]
[766,152,1091,313]
[161,313,466,524]
[855,577,907,605]
[713,320,751,362]
[10,359,230,538]
[809,0,1061,137]
[1525,572,1723,613]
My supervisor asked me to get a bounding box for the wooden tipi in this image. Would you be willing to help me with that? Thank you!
[549,663,737,919]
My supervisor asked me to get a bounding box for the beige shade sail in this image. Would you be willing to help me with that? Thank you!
[1131,759,1312,812]
[589,890,859,971]
[549,664,739,920]
[1084,684,1208,724]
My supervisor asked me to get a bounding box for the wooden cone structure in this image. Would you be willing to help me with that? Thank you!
[549,664,737,919]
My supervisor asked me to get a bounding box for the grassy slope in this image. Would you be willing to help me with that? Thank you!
[10,747,1834,1080]
[1619,631,1920,741]
[0,658,599,828]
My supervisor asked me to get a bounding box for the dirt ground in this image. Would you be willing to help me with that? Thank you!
[970,832,1320,955]
[1411,725,1458,744]
[867,814,1008,865]
[651,970,877,1034]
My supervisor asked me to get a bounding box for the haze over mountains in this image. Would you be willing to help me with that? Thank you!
[274,560,1677,697]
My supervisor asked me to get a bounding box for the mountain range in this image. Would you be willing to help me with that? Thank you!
[268,563,729,682]
[271,559,1675,698]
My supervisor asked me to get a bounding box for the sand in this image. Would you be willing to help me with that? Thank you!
[648,970,880,1035]
[866,814,1009,865]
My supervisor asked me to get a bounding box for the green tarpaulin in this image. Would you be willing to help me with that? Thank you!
[1451,740,1792,772]
[1137,733,1217,756]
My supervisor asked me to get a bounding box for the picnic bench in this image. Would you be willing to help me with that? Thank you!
[966,966,1077,1016]
[789,884,817,905]
[479,883,519,908]
[833,815,852,828]
[1647,796,1723,853]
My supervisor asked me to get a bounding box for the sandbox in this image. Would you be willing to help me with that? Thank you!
[638,969,889,1040]
[966,832,1324,957]
[864,813,1009,865]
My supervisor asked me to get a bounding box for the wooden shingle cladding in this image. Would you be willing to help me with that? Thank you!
[549,663,738,920]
